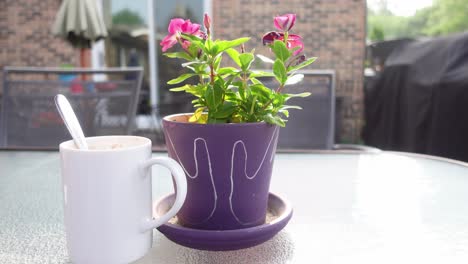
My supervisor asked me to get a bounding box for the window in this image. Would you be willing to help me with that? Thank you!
[99,0,209,118]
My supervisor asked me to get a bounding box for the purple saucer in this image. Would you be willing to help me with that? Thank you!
[153,192,293,251]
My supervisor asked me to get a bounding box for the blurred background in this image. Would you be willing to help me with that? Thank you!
[0,0,467,161]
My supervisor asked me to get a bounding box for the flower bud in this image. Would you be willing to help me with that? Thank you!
[291,54,306,67]
[274,14,296,32]
[204,13,211,35]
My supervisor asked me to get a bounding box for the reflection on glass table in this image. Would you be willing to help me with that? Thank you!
[0,150,468,263]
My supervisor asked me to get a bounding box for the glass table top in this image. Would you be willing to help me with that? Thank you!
[1,151,467,263]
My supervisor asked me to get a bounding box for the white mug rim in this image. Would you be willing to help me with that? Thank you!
[59,135,151,153]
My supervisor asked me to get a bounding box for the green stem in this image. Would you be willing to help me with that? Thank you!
[209,61,215,85]
[199,74,205,84]
[275,84,285,93]
[261,84,284,111]
[250,95,257,116]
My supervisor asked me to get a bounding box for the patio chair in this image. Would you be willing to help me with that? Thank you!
[0,67,143,149]
[260,69,380,152]
[260,70,336,150]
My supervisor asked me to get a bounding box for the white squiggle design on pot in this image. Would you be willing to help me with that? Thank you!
[229,127,279,225]
[166,135,217,225]
[270,128,279,163]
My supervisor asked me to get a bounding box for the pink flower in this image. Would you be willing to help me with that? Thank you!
[262,31,304,56]
[274,14,296,32]
[262,31,282,46]
[280,34,304,55]
[160,18,202,52]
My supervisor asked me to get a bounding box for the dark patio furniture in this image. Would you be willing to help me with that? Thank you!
[0,67,143,149]
[260,70,336,150]
[364,32,468,162]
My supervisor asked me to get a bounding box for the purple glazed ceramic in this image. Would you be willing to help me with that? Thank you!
[162,113,280,230]
[154,192,293,251]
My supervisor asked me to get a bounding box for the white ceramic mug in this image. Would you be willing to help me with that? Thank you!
[59,136,187,264]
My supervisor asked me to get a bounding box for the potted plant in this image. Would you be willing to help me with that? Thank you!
[161,13,316,230]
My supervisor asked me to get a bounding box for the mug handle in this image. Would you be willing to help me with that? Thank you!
[139,157,187,232]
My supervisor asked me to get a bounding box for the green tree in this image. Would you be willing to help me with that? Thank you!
[370,25,385,41]
[112,9,144,26]
[367,9,410,40]
[424,0,468,36]
[367,0,468,40]
[405,7,432,37]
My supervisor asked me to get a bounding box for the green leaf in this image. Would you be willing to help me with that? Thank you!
[285,92,311,101]
[205,79,224,109]
[263,114,286,127]
[164,52,192,61]
[280,105,303,110]
[167,73,197,85]
[271,92,288,107]
[180,33,203,42]
[250,77,262,85]
[205,38,214,53]
[213,54,222,71]
[250,70,275,78]
[212,37,250,55]
[279,109,289,118]
[272,40,290,62]
[256,54,275,64]
[169,84,190,92]
[226,48,241,67]
[273,59,287,85]
[189,107,205,122]
[225,75,237,88]
[250,84,273,101]
[224,91,240,102]
[180,33,206,52]
[239,53,254,71]
[213,102,236,119]
[285,74,304,85]
[184,84,207,97]
[286,92,311,98]
[232,81,245,100]
[188,44,200,58]
[181,60,206,68]
[288,57,317,72]
[217,67,238,75]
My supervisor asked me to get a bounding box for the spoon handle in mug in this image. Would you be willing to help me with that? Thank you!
[55,94,89,150]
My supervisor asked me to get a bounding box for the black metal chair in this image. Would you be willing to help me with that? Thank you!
[0,67,143,149]
[260,69,381,153]
[259,70,336,150]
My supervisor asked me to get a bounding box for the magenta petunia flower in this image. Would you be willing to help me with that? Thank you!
[262,31,304,56]
[280,34,304,55]
[262,31,283,46]
[160,18,202,52]
[274,14,296,32]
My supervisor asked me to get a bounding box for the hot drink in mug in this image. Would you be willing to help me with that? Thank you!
[60,136,187,264]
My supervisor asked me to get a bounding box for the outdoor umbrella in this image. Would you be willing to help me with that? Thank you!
[52,0,108,67]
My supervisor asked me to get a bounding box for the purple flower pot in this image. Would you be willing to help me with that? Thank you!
[162,113,279,230]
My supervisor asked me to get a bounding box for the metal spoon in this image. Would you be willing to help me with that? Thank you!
[54,94,89,150]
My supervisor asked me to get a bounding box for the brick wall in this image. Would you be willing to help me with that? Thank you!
[0,0,366,142]
[213,0,366,143]
[0,0,77,94]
